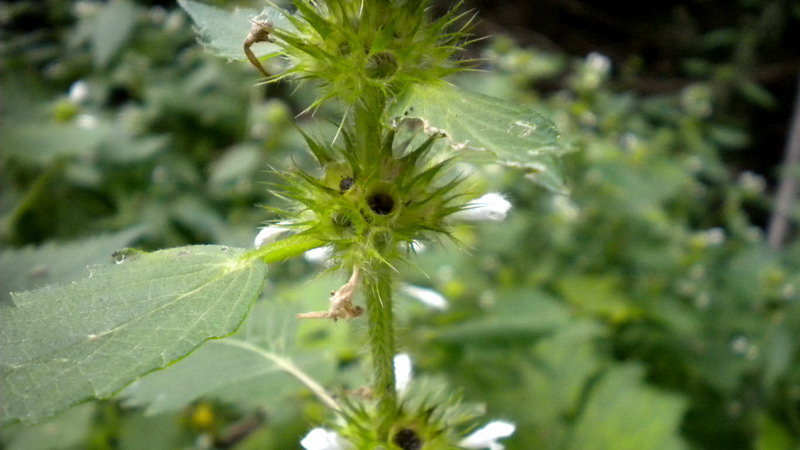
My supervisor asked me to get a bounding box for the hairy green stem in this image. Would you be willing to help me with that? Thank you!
[352,90,387,164]
[243,233,326,263]
[362,261,397,440]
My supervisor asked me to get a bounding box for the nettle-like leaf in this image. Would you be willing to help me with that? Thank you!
[0,227,146,302]
[0,245,267,425]
[388,83,567,193]
[121,300,337,415]
[177,0,291,61]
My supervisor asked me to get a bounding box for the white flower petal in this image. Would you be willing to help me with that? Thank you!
[253,225,290,247]
[402,284,449,310]
[300,428,346,450]
[452,193,512,222]
[459,421,516,449]
[394,353,413,392]
[305,245,334,264]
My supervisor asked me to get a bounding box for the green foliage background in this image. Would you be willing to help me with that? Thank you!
[2,0,800,448]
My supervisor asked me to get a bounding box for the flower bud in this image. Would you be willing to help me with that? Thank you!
[394,353,413,393]
[401,284,449,310]
[300,428,348,450]
[304,245,334,265]
[459,420,516,449]
[253,225,290,247]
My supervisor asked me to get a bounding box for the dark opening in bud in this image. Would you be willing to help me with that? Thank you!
[393,428,422,450]
[365,51,399,80]
[368,192,394,215]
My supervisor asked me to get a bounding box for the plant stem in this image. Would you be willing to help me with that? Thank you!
[768,70,800,249]
[243,233,326,263]
[362,260,397,441]
[352,89,386,164]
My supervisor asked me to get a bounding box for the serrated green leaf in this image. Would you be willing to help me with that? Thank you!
[120,299,337,415]
[177,0,290,61]
[526,321,603,418]
[567,364,688,450]
[388,83,566,193]
[0,227,147,303]
[0,245,267,425]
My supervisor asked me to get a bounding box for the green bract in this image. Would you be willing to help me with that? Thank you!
[269,128,463,270]
[268,0,475,107]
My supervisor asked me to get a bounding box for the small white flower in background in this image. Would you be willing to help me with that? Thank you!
[585,51,611,76]
[394,353,413,393]
[451,193,512,222]
[75,114,98,130]
[459,420,516,450]
[738,171,766,195]
[702,228,726,246]
[300,427,348,450]
[68,80,89,104]
[689,228,725,248]
[253,224,291,247]
[401,284,449,310]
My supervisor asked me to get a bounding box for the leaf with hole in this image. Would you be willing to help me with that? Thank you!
[388,83,567,193]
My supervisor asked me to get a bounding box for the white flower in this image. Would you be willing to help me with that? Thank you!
[394,353,413,393]
[459,421,516,450]
[586,52,611,76]
[68,80,89,104]
[305,245,334,265]
[451,193,512,222]
[401,284,449,310]
[75,114,99,130]
[738,171,766,194]
[253,225,291,247]
[300,427,348,450]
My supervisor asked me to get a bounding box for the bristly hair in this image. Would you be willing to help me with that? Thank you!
[261,121,470,270]
[255,0,476,108]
